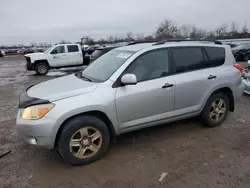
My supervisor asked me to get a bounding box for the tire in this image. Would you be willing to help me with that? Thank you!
[200,93,229,127]
[35,62,49,75]
[58,115,110,165]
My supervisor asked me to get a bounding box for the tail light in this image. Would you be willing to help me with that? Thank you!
[234,64,244,72]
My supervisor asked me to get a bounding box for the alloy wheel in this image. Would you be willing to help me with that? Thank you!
[209,99,226,122]
[69,127,103,159]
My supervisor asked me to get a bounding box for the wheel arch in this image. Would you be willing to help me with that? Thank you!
[34,59,50,68]
[205,87,234,112]
[54,110,117,147]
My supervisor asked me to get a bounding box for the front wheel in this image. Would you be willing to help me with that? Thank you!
[200,93,229,127]
[58,116,110,165]
[35,63,49,75]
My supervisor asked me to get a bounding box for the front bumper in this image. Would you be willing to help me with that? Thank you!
[16,110,57,149]
[25,56,34,70]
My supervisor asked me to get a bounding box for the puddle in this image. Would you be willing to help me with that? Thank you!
[46,71,67,76]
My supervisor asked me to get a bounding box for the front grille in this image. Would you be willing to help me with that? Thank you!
[25,57,34,70]
[25,56,31,63]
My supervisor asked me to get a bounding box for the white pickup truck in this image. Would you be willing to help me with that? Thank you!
[24,44,87,75]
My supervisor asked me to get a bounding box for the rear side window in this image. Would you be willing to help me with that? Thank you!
[172,47,210,73]
[205,47,225,67]
[67,45,79,52]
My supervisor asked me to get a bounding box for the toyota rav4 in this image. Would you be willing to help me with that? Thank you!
[17,40,244,165]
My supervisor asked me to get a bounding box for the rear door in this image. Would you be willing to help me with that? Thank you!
[66,45,83,65]
[171,46,220,116]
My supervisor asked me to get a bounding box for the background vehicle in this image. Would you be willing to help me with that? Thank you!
[242,60,250,95]
[225,43,238,48]
[231,43,250,61]
[17,40,244,165]
[87,46,119,64]
[0,50,5,57]
[25,44,88,75]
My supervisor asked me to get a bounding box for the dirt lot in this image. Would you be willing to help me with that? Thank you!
[1,56,250,188]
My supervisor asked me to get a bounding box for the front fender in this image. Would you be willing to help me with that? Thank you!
[44,89,118,146]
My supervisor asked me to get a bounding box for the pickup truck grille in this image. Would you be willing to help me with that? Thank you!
[25,57,34,70]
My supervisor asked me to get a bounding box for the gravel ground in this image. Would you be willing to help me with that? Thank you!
[0,56,250,188]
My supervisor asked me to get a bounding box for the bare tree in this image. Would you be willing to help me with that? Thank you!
[125,31,134,41]
[84,37,95,45]
[58,40,71,44]
[180,24,193,38]
[215,24,228,38]
[135,33,144,40]
[155,19,179,39]
[241,21,248,34]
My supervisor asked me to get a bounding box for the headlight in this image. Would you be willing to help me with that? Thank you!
[21,104,54,120]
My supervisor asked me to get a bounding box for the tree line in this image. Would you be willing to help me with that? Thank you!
[1,19,250,48]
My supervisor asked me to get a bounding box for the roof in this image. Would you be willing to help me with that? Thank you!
[115,41,227,53]
[115,43,155,52]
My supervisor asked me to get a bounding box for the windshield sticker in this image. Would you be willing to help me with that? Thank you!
[116,53,131,58]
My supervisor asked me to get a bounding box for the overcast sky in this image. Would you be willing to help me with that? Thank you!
[1,0,249,45]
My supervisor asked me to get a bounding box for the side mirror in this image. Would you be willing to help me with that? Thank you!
[121,74,137,86]
[248,60,250,65]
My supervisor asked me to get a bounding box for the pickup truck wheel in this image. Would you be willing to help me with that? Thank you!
[58,116,110,165]
[200,93,229,127]
[35,63,49,75]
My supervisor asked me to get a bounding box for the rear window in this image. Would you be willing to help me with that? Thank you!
[67,45,79,52]
[205,47,225,67]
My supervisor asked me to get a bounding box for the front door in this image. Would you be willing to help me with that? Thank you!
[49,45,68,67]
[115,48,175,131]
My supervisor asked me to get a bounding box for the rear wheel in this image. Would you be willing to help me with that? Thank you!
[58,116,110,165]
[200,93,229,127]
[35,62,49,75]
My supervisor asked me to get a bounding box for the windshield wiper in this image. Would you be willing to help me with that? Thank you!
[81,74,92,82]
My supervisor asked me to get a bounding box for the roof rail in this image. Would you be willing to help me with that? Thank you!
[153,39,223,46]
[126,40,160,46]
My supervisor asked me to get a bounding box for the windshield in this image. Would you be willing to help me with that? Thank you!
[44,46,54,53]
[81,50,134,82]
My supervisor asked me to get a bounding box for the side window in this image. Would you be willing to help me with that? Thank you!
[67,45,79,53]
[126,49,169,82]
[205,47,225,67]
[51,46,65,54]
[172,47,209,73]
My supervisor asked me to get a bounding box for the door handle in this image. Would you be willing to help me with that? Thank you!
[207,75,217,80]
[162,83,174,89]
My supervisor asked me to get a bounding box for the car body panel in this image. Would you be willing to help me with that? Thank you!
[27,74,98,101]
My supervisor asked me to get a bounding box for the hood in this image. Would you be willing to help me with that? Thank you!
[24,52,45,58]
[27,74,98,101]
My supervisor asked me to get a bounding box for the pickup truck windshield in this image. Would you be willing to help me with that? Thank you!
[81,50,134,82]
[44,46,54,53]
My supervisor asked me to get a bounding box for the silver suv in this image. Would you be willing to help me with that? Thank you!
[16,40,244,165]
